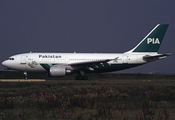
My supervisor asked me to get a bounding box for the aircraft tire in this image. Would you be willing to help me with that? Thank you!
[75,76,88,80]
[75,76,83,80]
[83,76,88,80]
[75,76,80,80]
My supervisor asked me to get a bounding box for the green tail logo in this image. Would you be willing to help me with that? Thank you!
[127,24,169,53]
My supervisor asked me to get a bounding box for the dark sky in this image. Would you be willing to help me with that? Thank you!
[0,1,174,73]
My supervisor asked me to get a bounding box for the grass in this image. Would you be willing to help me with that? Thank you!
[0,80,175,119]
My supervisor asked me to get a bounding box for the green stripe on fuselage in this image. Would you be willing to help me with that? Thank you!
[85,63,144,73]
[40,64,51,71]
[40,63,143,73]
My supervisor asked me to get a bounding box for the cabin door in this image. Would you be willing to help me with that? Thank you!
[21,56,27,64]
[122,56,128,64]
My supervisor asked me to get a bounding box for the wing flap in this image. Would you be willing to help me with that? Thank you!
[68,57,118,70]
[68,59,111,66]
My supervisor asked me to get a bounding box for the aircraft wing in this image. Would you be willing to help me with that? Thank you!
[143,53,173,62]
[69,59,112,66]
[68,57,118,71]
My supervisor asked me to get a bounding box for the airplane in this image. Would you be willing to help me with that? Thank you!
[2,24,172,80]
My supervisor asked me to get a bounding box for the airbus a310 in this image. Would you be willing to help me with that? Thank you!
[2,24,172,80]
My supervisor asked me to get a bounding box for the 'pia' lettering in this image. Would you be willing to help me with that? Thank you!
[147,38,160,44]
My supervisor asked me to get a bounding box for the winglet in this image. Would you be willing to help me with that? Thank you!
[125,24,169,53]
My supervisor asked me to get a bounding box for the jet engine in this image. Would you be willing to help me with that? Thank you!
[49,65,71,77]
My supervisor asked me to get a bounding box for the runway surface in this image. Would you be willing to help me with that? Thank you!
[0,79,45,82]
[0,79,175,82]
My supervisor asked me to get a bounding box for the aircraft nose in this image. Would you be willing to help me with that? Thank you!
[2,60,8,67]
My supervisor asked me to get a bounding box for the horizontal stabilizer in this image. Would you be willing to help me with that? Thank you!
[143,53,173,62]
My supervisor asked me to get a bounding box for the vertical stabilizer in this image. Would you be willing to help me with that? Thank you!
[125,24,169,53]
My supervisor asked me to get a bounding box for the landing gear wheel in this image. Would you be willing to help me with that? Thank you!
[24,72,28,80]
[83,76,88,80]
[75,76,82,80]
[75,76,79,80]
[75,76,88,80]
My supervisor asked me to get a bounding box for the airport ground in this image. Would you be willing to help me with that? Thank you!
[0,70,175,80]
[0,71,175,119]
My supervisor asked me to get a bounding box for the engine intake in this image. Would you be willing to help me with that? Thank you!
[49,66,71,77]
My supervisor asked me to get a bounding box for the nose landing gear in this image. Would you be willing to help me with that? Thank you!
[24,72,28,80]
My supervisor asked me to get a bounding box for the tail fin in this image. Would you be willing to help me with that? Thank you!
[125,24,169,53]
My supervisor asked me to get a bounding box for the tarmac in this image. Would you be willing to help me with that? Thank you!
[0,79,45,82]
[0,79,174,82]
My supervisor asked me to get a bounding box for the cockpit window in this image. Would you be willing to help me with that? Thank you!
[9,58,14,60]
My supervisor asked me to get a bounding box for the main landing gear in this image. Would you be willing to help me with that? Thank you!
[75,70,88,80]
[75,76,88,80]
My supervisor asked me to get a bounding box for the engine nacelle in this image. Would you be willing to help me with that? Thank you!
[49,66,71,77]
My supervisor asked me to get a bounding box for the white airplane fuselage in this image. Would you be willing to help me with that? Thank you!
[2,52,148,72]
